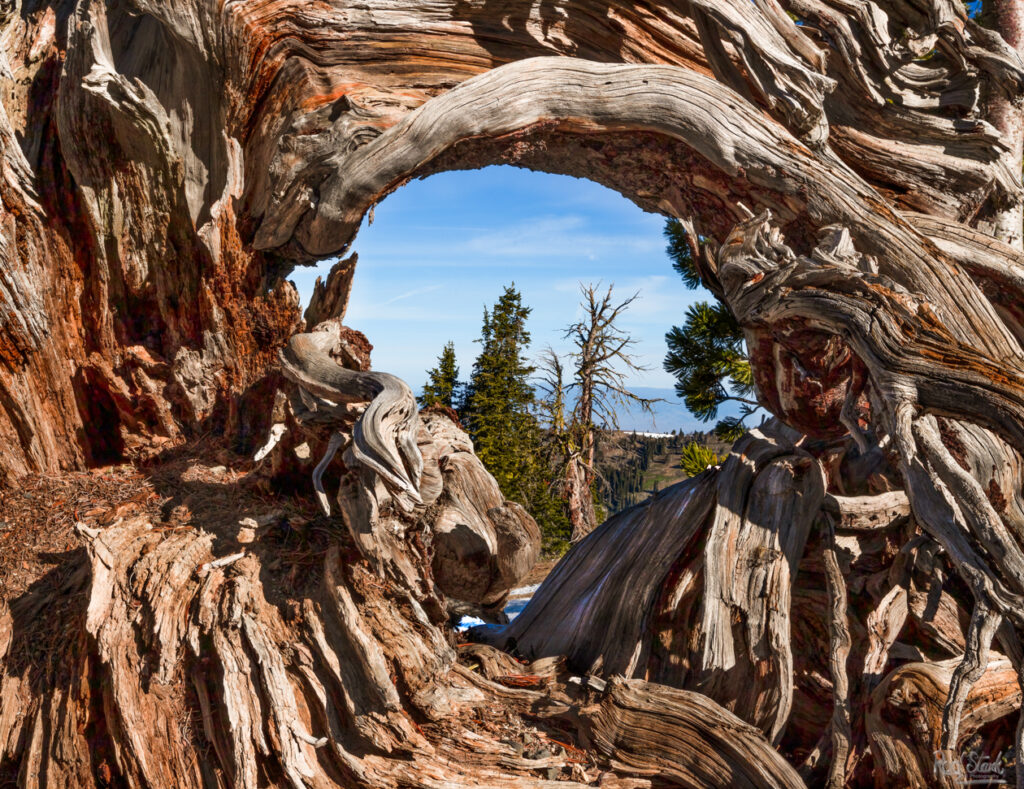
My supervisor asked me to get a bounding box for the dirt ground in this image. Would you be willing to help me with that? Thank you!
[0,439,564,627]
[522,558,559,588]
[0,438,339,625]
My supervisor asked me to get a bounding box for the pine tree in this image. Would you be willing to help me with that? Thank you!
[463,286,572,555]
[419,341,461,409]
[679,442,724,477]
[462,285,538,499]
[663,219,759,440]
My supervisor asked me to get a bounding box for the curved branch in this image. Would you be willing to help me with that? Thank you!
[257,55,1018,367]
[583,678,808,789]
[279,328,423,509]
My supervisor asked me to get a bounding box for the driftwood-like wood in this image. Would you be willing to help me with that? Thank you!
[480,422,824,741]
[867,657,1022,788]
[821,516,852,789]
[0,468,797,788]
[3,0,1024,786]
[581,678,807,789]
[305,254,358,329]
[271,319,541,611]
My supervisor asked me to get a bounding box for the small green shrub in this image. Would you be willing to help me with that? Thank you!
[680,442,723,477]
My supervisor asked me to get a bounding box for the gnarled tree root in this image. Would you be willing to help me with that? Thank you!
[0,516,807,789]
[867,657,1022,788]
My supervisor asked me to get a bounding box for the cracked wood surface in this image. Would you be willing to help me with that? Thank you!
[2,0,1024,787]
[0,0,1021,477]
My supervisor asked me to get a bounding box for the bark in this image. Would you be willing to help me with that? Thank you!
[564,456,597,544]
[0,340,796,789]
[867,657,1022,787]
[480,422,825,742]
[821,515,852,789]
[567,370,597,543]
[2,0,1020,478]
[269,320,541,614]
[980,0,1024,249]
[3,0,1024,786]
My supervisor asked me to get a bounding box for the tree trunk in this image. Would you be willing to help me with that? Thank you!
[981,0,1024,250]
[4,0,1024,786]
[565,455,597,544]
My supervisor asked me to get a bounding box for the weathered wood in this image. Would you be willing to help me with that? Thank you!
[483,422,825,743]
[305,254,359,328]
[867,657,1022,788]
[0,506,823,789]
[3,0,1024,786]
[821,516,852,789]
[697,423,825,743]
[823,491,910,531]
[476,471,717,676]
[425,411,541,610]
[271,323,540,609]
[279,323,424,512]
[581,678,808,789]
[0,0,1019,483]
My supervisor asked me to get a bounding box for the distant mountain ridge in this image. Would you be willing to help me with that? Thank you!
[610,386,746,434]
[410,385,748,434]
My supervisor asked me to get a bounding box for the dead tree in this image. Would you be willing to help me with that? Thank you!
[554,284,655,542]
[2,0,1024,787]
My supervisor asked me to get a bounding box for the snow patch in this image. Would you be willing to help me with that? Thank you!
[456,615,486,632]
[509,583,540,598]
[504,598,531,620]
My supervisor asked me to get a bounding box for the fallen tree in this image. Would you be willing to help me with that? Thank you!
[2,0,1024,786]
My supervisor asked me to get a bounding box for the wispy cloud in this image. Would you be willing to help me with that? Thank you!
[348,215,662,267]
[458,216,663,259]
[549,275,692,318]
[382,284,442,305]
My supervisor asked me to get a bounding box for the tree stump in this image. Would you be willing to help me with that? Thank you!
[2,0,1024,786]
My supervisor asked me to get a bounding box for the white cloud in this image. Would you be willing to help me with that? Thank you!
[347,215,662,268]
[382,284,442,305]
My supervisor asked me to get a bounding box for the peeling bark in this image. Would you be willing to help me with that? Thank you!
[4,0,1024,786]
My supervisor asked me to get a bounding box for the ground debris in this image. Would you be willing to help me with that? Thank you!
[0,464,158,601]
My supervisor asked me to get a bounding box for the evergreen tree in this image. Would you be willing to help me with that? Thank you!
[680,442,724,477]
[663,219,759,440]
[462,285,536,491]
[418,341,461,409]
[462,286,571,555]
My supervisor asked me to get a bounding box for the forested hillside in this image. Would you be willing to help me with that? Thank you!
[596,431,733,514]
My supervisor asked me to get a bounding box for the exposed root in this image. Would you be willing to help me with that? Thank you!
[820,514,851,789]
[941,602,1003,750]
[867,657,1021,786]
[279,326,423,511]
[312,431,345,515]
[0,509,813,788]
[863,585,909,690]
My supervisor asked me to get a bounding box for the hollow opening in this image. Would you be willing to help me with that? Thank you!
[290,165,732,435]
[73,370,126,466]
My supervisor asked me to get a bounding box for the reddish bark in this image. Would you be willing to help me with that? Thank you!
[747,321,870,440]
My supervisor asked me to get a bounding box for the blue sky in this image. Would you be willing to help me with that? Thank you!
[288,165,725,432]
